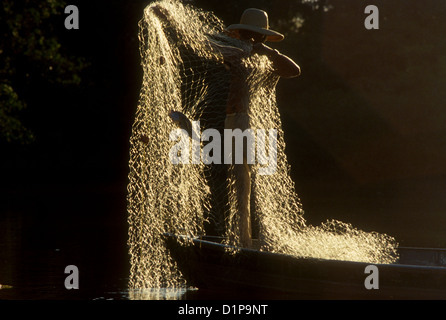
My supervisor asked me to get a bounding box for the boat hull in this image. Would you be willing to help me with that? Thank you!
[165,234,446,299]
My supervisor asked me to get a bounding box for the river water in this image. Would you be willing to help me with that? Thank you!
[0,186,230,300]
[0,186,129,300]
[1,180,445,300]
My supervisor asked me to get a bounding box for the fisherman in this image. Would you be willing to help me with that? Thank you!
[152,6,301,248]
[222,9,300,248]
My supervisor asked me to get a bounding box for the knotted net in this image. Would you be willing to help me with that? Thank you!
[127,0,398,290]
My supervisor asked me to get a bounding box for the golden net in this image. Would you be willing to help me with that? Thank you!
[127,0,398,290]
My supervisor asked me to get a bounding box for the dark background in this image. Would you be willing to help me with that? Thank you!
[1,0,446,299]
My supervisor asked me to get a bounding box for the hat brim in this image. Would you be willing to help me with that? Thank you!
[226,24,284,42]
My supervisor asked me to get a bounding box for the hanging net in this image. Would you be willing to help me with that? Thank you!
[127,0,399,290]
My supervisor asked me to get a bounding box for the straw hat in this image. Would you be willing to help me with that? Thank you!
[226,8,284,42]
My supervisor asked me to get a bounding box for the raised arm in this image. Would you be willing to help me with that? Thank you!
[151,5,242,65]
[207,39,248,66]
[252,43,301,78]
[210,38,301,78]
[150,4,191,47]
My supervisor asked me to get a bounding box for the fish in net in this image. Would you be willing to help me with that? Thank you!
[127,0,399,290]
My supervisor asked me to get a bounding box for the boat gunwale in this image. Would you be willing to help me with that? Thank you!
[164,233,446,271]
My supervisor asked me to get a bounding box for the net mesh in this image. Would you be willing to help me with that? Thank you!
[127,0,398,290]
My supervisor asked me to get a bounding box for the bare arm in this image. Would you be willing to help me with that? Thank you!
[211,40,301,78]
[207,38,248,66]
[252,43,301,78]
[151,5,172,24]
[152,5,244,66]
[150,5,189,46]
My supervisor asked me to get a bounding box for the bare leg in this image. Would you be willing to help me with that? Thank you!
[233,162,252,247]
[225,113,252,248]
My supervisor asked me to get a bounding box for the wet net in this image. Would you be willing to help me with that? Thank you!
[127,0,399,290]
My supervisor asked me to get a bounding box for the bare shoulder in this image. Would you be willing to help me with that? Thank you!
[208,38,245,55]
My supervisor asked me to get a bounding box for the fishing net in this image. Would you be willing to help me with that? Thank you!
[127,0,398,290]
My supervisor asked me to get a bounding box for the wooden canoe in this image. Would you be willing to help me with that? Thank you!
[164,234,446,299]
